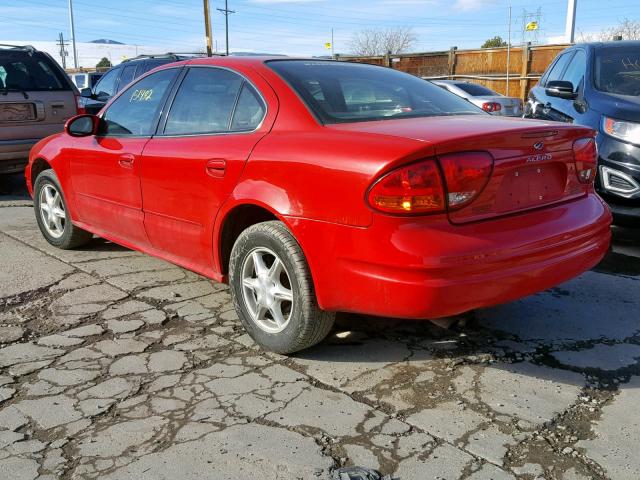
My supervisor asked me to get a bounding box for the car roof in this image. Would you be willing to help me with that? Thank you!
[568,40,640,51]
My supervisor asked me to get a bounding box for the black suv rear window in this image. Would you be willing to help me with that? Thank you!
[0,52,70,91]
[267,60,482,124]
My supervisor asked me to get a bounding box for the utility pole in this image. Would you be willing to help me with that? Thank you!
[506,5,511,96]
[565,0,577,43]
[331,28,335,58]
[56,33,69,69]
[67,0,78,68]
[217,0,235,56]
[203,0,213,56]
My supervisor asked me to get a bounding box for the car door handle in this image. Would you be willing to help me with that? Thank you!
[118,154,135,169]
[206,159,226,178]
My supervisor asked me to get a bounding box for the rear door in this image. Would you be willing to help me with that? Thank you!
[0,51,76,144]
[68,68,180,246]
[140,65,275,270]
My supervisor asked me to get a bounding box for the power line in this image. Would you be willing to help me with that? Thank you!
[217,0,235,56]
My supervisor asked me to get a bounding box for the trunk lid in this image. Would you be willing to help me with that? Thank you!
[329,115,595,223]
[0,90,76,141]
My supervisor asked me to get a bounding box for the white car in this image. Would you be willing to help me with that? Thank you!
[432,80,523,117]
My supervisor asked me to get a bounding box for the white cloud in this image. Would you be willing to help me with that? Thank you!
[454,0,497,11]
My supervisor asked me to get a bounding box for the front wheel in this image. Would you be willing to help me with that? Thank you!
[33,169,93,249]
[229,221,335,354]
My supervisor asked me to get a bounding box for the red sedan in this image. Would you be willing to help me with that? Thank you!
[26,57,611,353]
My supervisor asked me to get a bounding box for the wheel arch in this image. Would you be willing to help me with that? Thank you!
[30,158,52,189]
[216,201,282,278]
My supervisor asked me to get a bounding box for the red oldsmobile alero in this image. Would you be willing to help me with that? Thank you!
[26,57,611,353]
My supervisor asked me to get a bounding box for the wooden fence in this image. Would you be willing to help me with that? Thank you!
[336,43,570,101]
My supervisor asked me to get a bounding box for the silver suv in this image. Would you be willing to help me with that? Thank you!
[0,44,80,174]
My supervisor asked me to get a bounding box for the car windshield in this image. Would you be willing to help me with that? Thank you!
[594,46,640,96]
[455,82,497,96]
[268,60,483,124]
[0,52,68,91]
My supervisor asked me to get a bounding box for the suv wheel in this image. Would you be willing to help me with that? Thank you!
[229,221,335,354]
[34,170,93,249]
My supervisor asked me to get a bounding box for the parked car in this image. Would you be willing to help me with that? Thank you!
[0,44,81,174]
[432,80,523,116]
[80,54,192,114]
[70,71,103,91]
[524,40,640,226]
[26,58,611,353]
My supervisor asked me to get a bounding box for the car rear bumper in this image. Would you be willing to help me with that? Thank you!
[287,193,611,319]
[0,139,38,173]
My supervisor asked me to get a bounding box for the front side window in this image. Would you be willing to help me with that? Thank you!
[561,50,586,93]
[164,67,260,135]
[100,68,178,136]
[117,65,137,92]
[268,60,481,124]
[595,47,640,96]
[93,68,119,99]
[544,52,573,85]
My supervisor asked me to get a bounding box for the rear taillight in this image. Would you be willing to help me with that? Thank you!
[439,152,493,209]
[367,152,493,215]
[367,160,445,214]
[573,137,597,184]
[75,94,86,115]
[482,102,502,113]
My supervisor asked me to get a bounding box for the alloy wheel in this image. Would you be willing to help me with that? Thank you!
[240,247,294,333]
[39,184,66,239]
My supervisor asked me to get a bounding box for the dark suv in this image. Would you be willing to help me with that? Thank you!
[81,54,193,114]
[1,44,80,174]
[524,41,640,226]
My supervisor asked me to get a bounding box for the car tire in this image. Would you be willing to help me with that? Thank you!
[33,169,93,249]
[229,221,335,354]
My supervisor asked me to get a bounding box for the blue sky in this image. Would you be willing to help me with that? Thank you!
[1,0,638,56]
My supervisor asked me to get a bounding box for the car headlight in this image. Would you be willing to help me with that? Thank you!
[601,116,640,145]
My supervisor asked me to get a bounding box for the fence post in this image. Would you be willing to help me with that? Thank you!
[448,46,458,79]
[519,42,531,101]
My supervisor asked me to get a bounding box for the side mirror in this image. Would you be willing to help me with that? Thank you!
[65,114,100,137]
[545,80,577,100]
[80,87,93,98]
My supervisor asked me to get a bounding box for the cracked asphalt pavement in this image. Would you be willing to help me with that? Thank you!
[1,173,640,480]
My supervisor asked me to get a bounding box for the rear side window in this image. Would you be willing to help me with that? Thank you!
[231,83,266,131]
[455,83,496,96]
[164,67,261,135]
[268,60,481,124]
[0,52,69,91]
[100,68,178,136]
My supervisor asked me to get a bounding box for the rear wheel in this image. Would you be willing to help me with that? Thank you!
[229,221,335,354]
[34,170,92,249]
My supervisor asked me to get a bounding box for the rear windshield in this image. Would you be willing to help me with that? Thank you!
[0,52,70,91]
[595,47,640,96]
[267,60,482,124]
[455,82,496,96]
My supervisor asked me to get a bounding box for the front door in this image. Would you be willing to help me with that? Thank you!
[68,67,180,246]
[140,66,274,272]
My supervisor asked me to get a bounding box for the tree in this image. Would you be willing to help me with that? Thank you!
[350,27,417,56]
[578,18,640,42]
[96,57,112,69]
[481,36,508,48]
